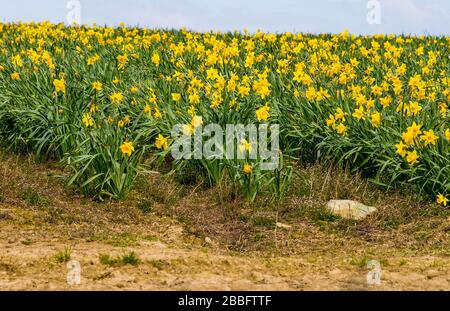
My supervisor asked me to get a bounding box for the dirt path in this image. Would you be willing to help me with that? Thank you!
[0,224,449,290]
[0,152,449,290]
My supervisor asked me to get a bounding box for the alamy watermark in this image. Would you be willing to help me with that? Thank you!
[366,0,381,25]
[366,260,382,285]
[66,260,81,285]
[170,123,280,170]
[66,0,82,25]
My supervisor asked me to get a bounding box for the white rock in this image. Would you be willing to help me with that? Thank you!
[326,200,377,220]
[276,222,292,229]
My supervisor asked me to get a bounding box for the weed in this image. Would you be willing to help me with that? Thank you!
[21,188,49,207]
[137,198,154,213]
[148,259,169,270]
[54,246,72,263]
[99,251,140,267]
[21,239,33,245]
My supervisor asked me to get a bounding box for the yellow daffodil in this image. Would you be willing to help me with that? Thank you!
[172,93,181,101]
[10,72,20,80]
[82,113,94,127]
[182,124,194,136]
[371,112,381,127]
[336,123,347,136]
[92,81,103,91]
[243,164,252,174]
[395,142,407,157]
[239,138,252,153]
[155,134,168,150]
[120,141,134,156]
[53,78,66,94]
[436,194,448,207]
[420,130,438,146]
[406,150,419,165]
[153,107,162,119]
[110,92,123,103]
[191,115,203,128]
[352,107,365,120]
[151,52,160,66]
[445,129,450,141]
[189,92,200,105]
[326,115,336,127]
[256,104,270,122]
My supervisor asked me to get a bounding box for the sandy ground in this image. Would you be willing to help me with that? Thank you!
[0,221,449,290]
[0,152,448,290]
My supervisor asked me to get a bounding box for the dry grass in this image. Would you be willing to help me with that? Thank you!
[0,147,449,290]
[0,147,448,259]
[149,160,448,256]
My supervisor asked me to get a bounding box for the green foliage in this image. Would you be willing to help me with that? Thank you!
[21,188,50,207]
[0,23,448,204]
[99,251,140,266]
[54,246,72,263]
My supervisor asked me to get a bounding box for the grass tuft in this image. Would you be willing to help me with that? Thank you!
[99,251,140,267]
[54,246,72,263]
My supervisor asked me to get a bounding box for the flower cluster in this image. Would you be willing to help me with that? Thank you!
[0,22,448,204]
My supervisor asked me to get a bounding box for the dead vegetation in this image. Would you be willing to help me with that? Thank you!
[0,148,449,290]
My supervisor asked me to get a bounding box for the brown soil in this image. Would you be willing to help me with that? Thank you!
[0,151,449,290]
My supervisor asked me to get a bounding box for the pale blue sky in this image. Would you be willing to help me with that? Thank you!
[1,0,450,35]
